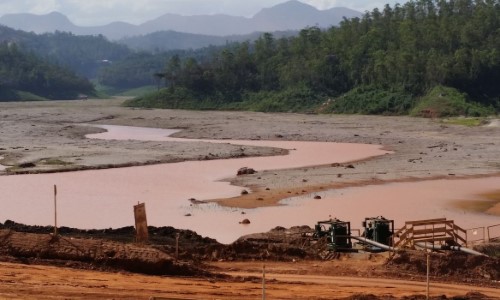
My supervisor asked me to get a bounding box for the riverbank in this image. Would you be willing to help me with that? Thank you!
[1,99,499,211]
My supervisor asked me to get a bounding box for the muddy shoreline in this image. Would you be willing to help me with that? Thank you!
[1,98,499,212]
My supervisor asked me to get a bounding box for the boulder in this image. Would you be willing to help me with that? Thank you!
[237,167,256,175]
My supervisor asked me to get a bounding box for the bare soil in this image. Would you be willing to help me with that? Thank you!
[0,222,499,299]
[1,98,500,299]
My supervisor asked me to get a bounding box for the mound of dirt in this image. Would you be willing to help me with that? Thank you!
[2,219,499,289]
[0,219,220,254]
[221,225,320,261]
[0,229,207,276]
[0,221,321,262]
[473,242,500,258]
[387,250,500,282]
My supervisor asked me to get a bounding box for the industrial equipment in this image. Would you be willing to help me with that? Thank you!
[360,216,394,251]
[313,218,352,251]
[310,216,488,256]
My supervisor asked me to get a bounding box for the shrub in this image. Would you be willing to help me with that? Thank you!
[411,86,494,117]
[236,86,323,113]
[124,87,202,109]
[320,85,414,115]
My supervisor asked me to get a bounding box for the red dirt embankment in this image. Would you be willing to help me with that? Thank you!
[0,221,499,299]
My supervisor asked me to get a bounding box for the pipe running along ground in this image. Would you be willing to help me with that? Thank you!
[415,242,489,257]
[351,235,396,252]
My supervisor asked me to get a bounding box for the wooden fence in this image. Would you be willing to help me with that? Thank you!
[393,218,466,249]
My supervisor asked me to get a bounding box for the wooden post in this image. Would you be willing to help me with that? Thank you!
[262,264,266,300]
[133,203,149,243]
[426,250,430,300]
[54,184,58,236]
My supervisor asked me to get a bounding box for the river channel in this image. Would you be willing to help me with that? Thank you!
[0,125,498,243]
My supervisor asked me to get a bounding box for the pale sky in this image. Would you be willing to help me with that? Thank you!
[0,0,402,26]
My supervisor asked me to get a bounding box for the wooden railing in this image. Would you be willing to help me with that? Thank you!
[487,224,500,242]
[393,218,467,249]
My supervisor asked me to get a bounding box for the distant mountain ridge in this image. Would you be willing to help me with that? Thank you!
[0,0,361,40]
[118,30,298,52]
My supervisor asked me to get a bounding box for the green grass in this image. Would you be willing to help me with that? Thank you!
[236,86,323,112]
[120,83,497,117]
[0,89,48,101]
[411,85,494,117]
[15,91,48,101]
[442,117,486,127]
[92,82,120,98]
[117,86,157,97]
[124,85,324,113]
[320,85,414,115]
[40,158,73,166]
[124,87,205,109]
[94,83,157,98]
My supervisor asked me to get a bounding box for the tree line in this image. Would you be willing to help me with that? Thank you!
[1,0,499,113]
[0,25,131,100]
[0,42,95,100]
[0,26,132,78]
[125,0,500,115]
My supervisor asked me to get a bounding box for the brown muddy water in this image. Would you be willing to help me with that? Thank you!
[0,125,498,243]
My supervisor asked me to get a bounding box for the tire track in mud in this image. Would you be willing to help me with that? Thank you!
[226,271,500,298]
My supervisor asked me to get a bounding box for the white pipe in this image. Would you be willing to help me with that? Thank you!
[415,242,489,257]
[351,236,396,251]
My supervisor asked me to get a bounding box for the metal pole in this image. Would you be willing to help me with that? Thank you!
[262,264,266,300]
[54,184,58,236]
[426,250,430,300]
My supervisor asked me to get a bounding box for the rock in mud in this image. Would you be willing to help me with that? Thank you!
[237,167,256,175]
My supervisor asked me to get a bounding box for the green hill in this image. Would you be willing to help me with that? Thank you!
[0,43,95,100]
[0,25,131,78]
[125,0,500,116]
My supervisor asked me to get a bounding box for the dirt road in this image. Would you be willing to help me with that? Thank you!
[0,261,497,299]
[228,272,500,298]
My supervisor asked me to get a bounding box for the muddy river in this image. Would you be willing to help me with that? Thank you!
[0,125,498,243]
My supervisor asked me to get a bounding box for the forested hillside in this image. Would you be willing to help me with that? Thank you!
[97,48,217,89]
[118,30,298,52]
[0,43,95,100]
[0,26,131,78]
[126,0,500,116]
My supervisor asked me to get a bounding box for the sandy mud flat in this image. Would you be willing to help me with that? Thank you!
[1,99,499,208]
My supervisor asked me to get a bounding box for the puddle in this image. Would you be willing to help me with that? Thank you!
[0,125,498,244]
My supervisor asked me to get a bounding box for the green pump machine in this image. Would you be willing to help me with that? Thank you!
[313,218,352,251]
[361,216,394,251]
